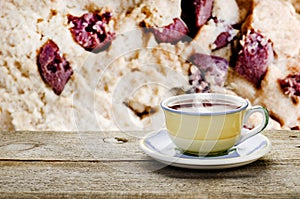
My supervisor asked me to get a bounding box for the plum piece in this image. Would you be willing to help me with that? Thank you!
[212,24,237,50]
[37,40,73,95]
[279,73,300,97]
[234,29,274,87]
[189,53,229,87]
[181,0,213,38]
[150,18,189,44]
[67,12,115,53]
[213,32,232,50]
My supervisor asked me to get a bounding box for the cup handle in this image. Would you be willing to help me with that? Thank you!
[236,106,269,145]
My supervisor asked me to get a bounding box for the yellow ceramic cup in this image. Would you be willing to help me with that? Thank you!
[161,93,269,156]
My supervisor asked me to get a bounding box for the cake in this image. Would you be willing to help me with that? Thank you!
[0,0,299,131]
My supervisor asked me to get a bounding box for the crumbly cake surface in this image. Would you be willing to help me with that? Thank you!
[0,0,187,131]
[228,0,300,128]
[1,0,299,131]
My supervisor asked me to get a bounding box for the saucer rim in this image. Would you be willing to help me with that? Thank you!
[140,129,271,169]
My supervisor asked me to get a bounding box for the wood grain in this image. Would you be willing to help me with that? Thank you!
[0,130,299,198]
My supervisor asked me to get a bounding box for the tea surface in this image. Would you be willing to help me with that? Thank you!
[168,99,241,113]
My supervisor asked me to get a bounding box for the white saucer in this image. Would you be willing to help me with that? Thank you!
[140,129,271,169]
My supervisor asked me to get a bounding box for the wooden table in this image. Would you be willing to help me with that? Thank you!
[0,130,299,198]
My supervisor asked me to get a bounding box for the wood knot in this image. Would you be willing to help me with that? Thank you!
[103,137,128,144]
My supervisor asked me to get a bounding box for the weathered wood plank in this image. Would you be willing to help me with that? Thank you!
[0,159,299,198]
[0,131,145,160]
[0,130,299,198]
[0,130,299,161]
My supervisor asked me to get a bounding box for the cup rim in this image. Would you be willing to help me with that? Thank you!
[161,93,248,116]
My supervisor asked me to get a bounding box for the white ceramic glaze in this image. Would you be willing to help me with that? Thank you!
[140,129,271,169]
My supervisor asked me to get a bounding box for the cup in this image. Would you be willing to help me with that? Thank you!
[160,93,269,156]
